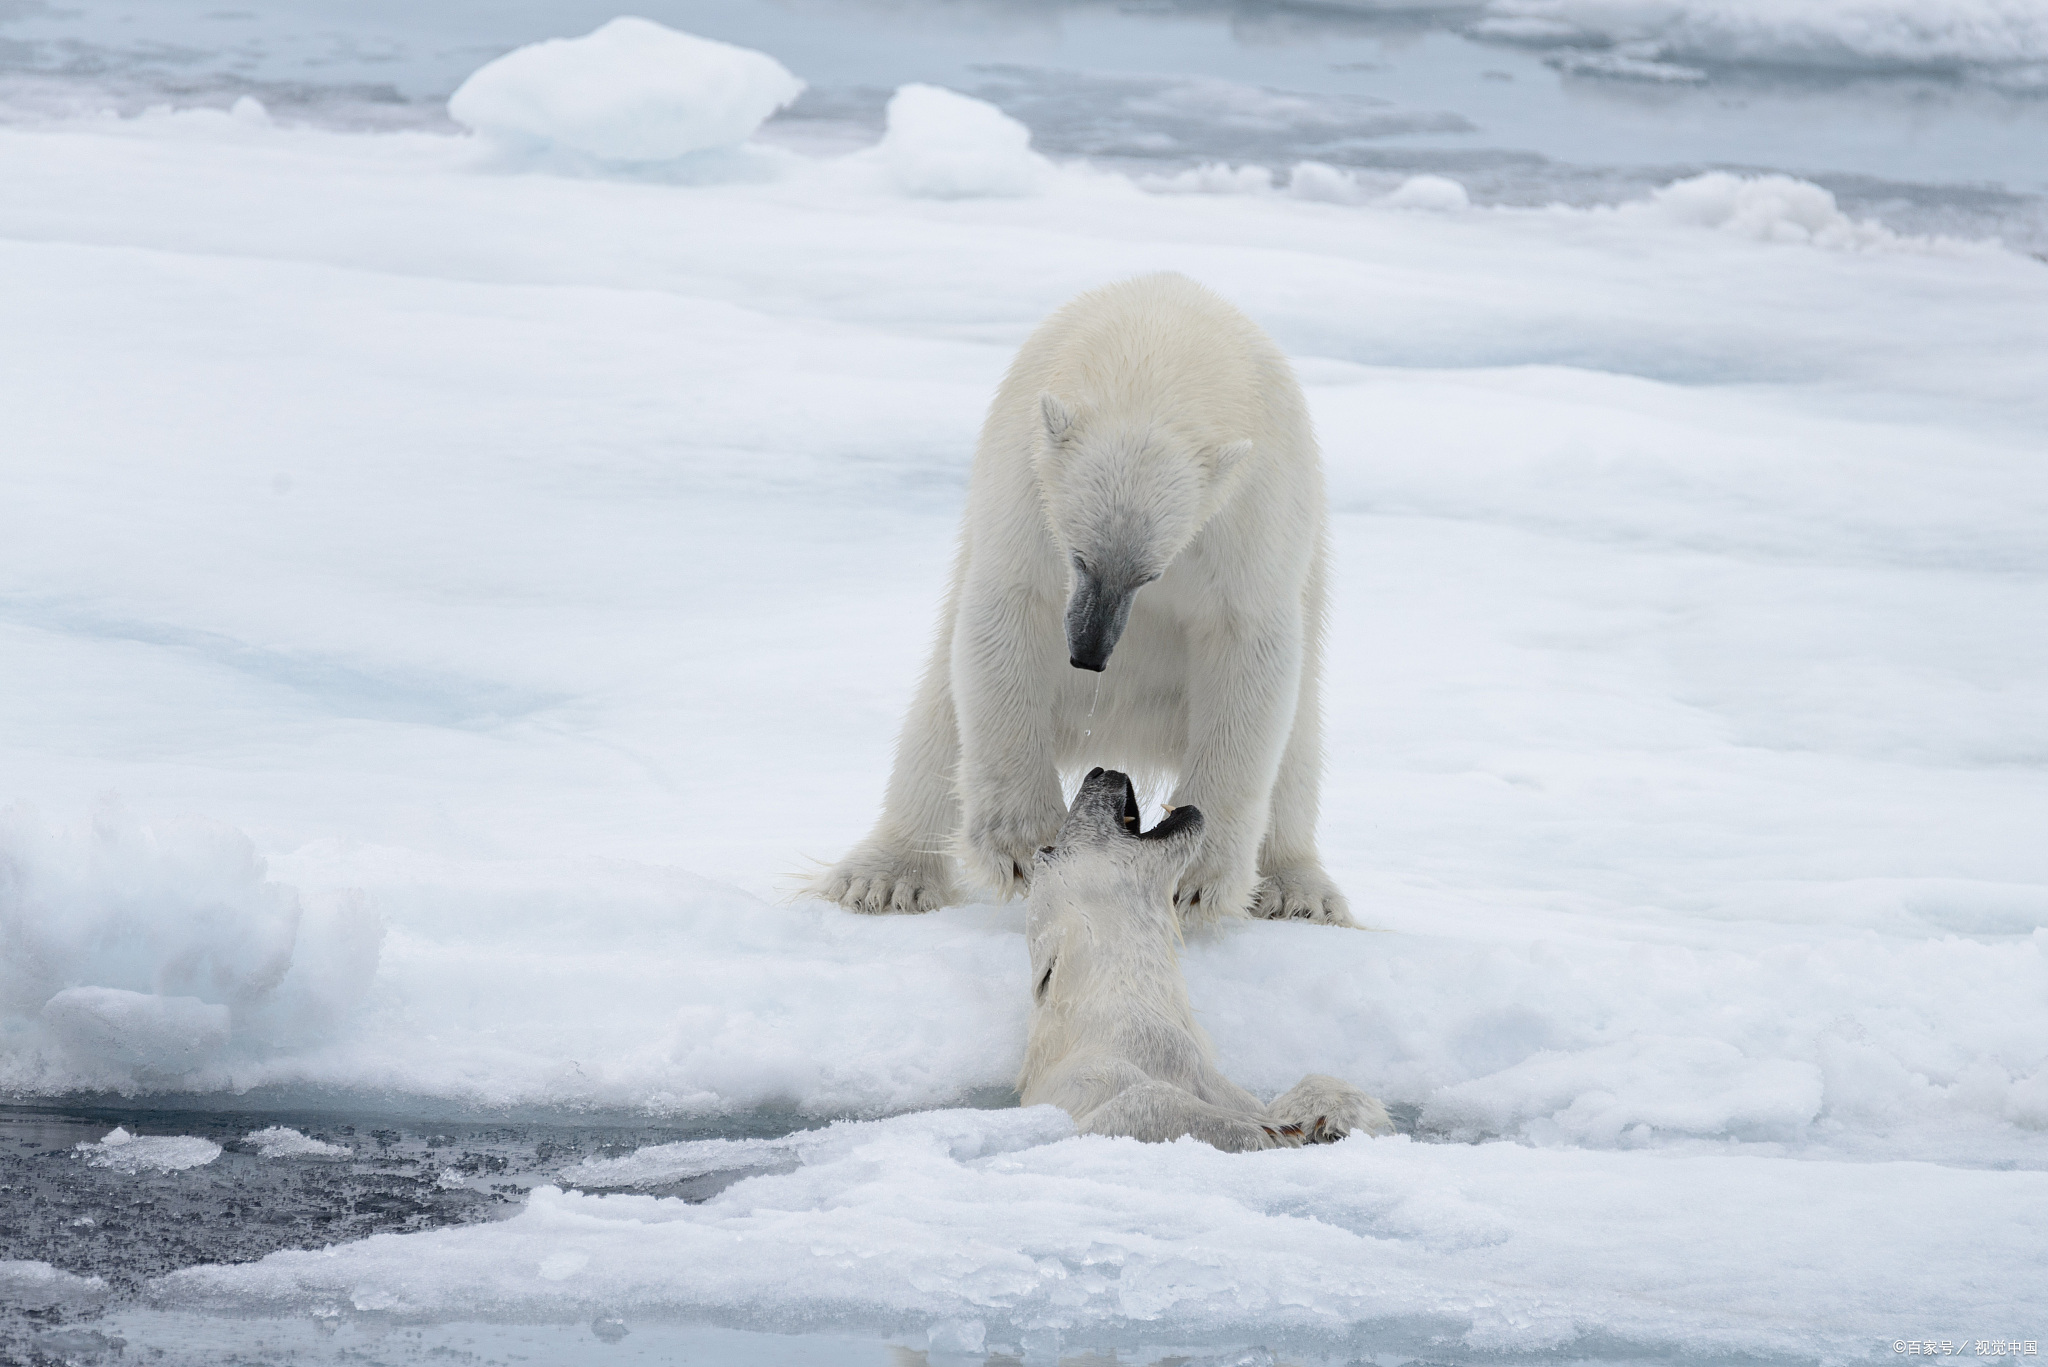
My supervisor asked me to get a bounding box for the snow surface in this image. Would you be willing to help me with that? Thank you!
[1,30,2046,1353]
[156,1107,2048,1360]
[447,17,803,162]
[75,1126,223,1173]
[244,1126,351,1159]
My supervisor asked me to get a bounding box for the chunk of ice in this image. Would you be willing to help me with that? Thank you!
[1,803,382,1086]
[0,1261,109,1313]
[41,987,230,1074]
[245,1125,351,1158]
[868,85,1051,199]
[448,18,804,162]
[1383,174,1472,212]
[1628,171,1900,249]
[76,1126,223,1173]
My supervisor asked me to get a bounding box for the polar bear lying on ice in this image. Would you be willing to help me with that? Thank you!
[1018,768,1391,1152]
[812,272,1351,925]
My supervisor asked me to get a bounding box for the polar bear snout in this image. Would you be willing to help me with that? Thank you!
[1064,557,1146,672]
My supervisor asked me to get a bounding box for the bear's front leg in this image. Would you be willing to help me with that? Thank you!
[813,839,955,915]
[810,597,966,916]
[1250,558,1355,925]
[959,787,1067,899]
[952,581,1067,900]
[1251,864,1355,926]
[1169,621,1302,921]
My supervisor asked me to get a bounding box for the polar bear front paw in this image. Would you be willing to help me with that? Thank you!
[1252,865,1357,926]
[1171,847,1260,924]
[961,808,1063,902]
[810,844,953,915]
[1269,1074,1393,1142]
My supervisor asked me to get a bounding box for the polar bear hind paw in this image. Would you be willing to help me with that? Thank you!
[1210,1117,1298,1151]
[1252,866,1357,926]
[811,846,952,915]
[1269,1074,1393,1141]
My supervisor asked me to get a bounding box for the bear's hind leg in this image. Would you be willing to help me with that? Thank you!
[1082,1080,1300,1152]
[1267,1073,1392,1142]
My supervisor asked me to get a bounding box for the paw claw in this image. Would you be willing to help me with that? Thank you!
[813,847,951,916]
[963,807,1062,901]
[1251,868,1356,927]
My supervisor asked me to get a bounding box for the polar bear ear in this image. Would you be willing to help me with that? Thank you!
[1040,393,1079,447]
[1211,439,1253,483]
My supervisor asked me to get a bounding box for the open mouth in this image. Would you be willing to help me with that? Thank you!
[1085,767,1202,841]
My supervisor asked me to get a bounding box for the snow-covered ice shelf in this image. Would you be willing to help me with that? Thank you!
[139,1107,2046,1361]
[1,28,2045,1356]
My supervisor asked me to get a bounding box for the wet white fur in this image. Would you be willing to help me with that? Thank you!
[812,272,1350,923]
[1017,773,1390,1151]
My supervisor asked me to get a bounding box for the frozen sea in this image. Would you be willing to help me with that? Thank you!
[2,1,2047,1364]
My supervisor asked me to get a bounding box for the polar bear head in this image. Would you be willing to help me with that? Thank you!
[1026,768,1205,1009]
[1035,394,1251,672]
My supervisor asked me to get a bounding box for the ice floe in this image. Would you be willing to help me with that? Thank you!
[244,1126,351,1159]
[448,17,803,163]
[76,1127,222,1173]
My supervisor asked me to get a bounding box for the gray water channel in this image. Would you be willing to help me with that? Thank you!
[1,1098,1427,1367]
[0,1101,826,1364]
[0,1101,1434,1367]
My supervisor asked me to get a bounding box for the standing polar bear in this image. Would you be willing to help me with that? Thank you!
[1020,768,1390,1150]
[813,273,1349,924]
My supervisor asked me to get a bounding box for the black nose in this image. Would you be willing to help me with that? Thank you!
[1065,562,1137,673]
